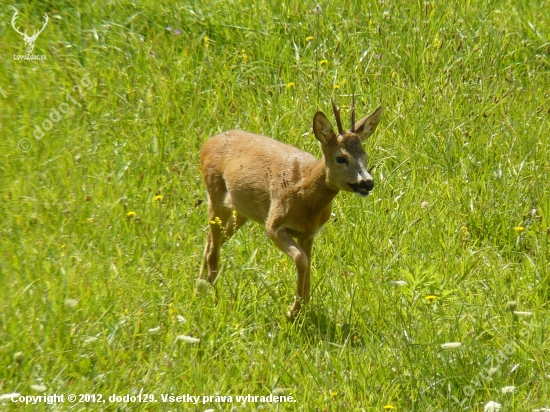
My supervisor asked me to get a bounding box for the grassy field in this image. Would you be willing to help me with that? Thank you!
[1,0,549,410]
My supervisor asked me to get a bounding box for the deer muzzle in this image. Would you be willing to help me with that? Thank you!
[349,179,374,196]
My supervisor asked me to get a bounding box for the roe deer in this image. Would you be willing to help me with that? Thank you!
[200,97,383,319]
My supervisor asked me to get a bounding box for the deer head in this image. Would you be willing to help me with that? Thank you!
[11,11,49,55]
[313,96,383,197]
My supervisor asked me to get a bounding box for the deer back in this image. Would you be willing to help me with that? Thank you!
[200,130,324,226]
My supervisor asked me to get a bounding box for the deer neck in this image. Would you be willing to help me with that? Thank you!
[299,158,339,212]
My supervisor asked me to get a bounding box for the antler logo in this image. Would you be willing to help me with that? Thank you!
[11,11,49,55]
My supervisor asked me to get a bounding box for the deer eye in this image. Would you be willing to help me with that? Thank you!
[336,156,348,165]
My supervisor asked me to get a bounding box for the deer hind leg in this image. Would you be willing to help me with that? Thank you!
[201,175,234,283]
[202,203,232,284]
[267,226,310,319]
[200,205,248,287]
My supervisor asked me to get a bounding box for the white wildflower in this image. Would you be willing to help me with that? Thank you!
[148,326,161,335]
[177,335,200,344]
[501,385,516,394]
[484,401,502,412]
[31,385,47,392]
[64,298,79,309]
[388,280,407,286]
[177,315,186,324]
[513,311,533,316]
[441,342,462,349]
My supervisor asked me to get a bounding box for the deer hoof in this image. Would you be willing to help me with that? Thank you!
[286,308,303,322]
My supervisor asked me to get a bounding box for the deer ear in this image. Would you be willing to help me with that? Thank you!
[354,107,383,141]
[313,112,335,145]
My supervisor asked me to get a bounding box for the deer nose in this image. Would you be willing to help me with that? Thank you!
[359,179,374,192]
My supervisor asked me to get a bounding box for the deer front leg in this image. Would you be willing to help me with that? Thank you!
[267,227,309,319]
[297,236,314,309]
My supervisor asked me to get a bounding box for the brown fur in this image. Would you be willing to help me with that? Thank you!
[200,104,383,318]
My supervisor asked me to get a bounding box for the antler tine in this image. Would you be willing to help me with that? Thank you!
[331,98,344,135]
[32,14,49,38]
[11,11,26,36]
[350,94,356,133]
[39,14,49,33]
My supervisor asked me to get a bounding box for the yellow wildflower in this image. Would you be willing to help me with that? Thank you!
[334,80,346,90]
[319,59,328,66]
[286,82,295,89]
[209,216,223,226]
[514,226,524,233]
[241,49,248,63]
[425,295,437,302]
[306,36,314,42]
[383,405,395,410]
[204,36,210,48]
[154,195,163,201]
[391,71,397,79]
[126,211,136,218]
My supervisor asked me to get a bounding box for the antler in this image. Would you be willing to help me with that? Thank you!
[31,14,49,39]
[350,94,355,133]
[11,11,48,40]
[11,11,27,37]
[331,98,345,135]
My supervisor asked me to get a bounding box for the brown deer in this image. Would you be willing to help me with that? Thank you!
[199,97,383,319]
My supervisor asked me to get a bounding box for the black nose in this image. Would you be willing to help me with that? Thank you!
[359,179,374,192]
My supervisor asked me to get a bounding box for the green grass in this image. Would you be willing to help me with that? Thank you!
[1,0,549,410]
